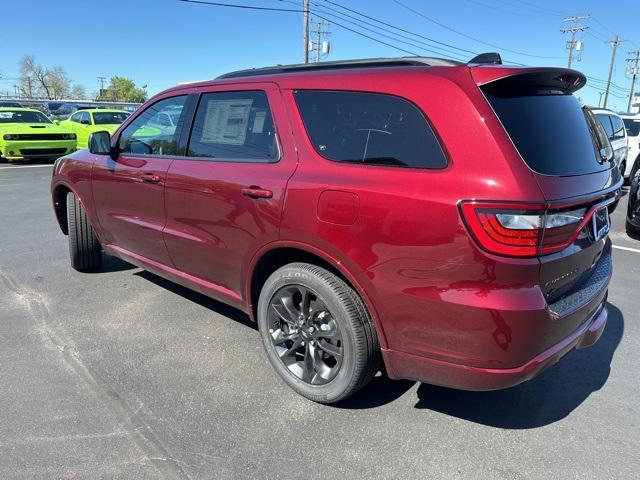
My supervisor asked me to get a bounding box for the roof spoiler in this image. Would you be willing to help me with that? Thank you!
[468,52,502,65]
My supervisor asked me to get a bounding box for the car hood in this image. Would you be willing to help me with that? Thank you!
[0,123,74,134]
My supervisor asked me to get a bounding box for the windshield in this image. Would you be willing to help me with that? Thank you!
[483,89,608,176]
[623,118,640,137]
[93,111,129,125]
[0,110,52,124]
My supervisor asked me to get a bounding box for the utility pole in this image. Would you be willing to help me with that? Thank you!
[13,84,19,98]
[310,20,330,63]
[598,91,604,107]
[561,15,589,69]
[97,76,107,100]
[303,0,310,64]
[603,36,627,109]
[626,50,640,112]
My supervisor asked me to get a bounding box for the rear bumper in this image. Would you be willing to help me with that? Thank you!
[383,300,607,390]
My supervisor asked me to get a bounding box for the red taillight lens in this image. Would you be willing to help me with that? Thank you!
[460,202,587,257]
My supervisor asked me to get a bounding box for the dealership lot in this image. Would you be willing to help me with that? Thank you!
[0,163,638,479]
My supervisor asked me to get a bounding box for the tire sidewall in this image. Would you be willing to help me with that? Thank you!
[257,265,359,403]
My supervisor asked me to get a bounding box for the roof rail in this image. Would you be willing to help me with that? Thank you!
[216,56,464,80]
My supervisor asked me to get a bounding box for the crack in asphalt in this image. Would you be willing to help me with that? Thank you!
[0,267,194,479]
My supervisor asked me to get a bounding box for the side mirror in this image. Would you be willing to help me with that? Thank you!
[53,119,60,125]
[81,119,91,125]
[89,131,112,155]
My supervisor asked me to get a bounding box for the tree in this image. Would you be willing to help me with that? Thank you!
[99,76,147,103]
[19,55,73,100]
[70,84,87,100]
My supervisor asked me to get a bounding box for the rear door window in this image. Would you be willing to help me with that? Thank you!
[484,86,609,176]
[294,90,447,169]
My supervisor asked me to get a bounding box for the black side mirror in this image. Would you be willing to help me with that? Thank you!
[89,131,112,155]
[81,119,91,125]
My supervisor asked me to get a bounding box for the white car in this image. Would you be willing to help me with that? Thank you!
[592,108,628,176]
[621,113,640,181]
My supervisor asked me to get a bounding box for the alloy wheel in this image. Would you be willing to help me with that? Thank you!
[267,285,343,385]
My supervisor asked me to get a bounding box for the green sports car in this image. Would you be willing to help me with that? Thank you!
[0,108,77,162]
[59,109,130,148]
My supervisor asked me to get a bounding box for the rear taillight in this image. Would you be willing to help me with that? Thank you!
[460,202,588,257]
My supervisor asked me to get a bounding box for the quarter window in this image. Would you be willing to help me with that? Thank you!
[294,90,447,169]
[187,90,278,162]
[118,96,186,156]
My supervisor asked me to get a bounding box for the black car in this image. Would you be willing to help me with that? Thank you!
[627,168,640,236]
[0,101,22,108]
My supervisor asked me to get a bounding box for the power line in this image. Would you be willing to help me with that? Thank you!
[389,0,565,60]
[561,16,590,69]
[310,3,469,60]
[314,0,477,56]
[464,0,559,20]
[178,0,303,12]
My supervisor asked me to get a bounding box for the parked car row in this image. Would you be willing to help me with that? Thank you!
[0,107,129,162]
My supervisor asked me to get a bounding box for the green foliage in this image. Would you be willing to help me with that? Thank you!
[99,77,147,103]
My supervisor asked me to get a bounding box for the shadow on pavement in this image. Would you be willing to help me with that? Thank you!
[134,269,256,331]
[413,302,624,429]
[92,255,137,273]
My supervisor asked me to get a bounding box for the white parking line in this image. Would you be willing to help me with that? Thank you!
[0,164,54,170]
[612,244,640,254]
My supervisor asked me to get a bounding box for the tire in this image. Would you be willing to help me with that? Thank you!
[626,219,640,236]
[257,263,380,404]
[66,192,102,271]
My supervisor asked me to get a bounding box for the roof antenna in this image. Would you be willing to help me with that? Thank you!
[468,53,502,65]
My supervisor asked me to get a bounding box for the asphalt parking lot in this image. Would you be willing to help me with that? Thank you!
[1,162,638,480]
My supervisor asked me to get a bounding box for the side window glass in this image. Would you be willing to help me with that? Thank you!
[70,112,81,123]
[596,114,614,139]
[118,96,186,156]
[611,116,625,139]
[187,90,278,162]
[80,112,90,124]
[294,90,447,169]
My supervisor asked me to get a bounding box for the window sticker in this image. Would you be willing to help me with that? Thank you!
[201,99,253,145]
[252,110,266,134]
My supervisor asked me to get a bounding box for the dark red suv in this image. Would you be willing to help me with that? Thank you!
[51,55,620,403]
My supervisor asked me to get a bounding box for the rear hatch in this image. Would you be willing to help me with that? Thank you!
[472,67,621,316]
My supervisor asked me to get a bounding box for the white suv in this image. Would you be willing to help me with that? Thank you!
[593,109,628,177]
[621,113,640,181]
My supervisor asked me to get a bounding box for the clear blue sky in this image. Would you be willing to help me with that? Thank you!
[1,0,639,110]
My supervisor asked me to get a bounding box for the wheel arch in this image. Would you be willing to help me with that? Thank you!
[52,182,73,235]
[246,242,388,349]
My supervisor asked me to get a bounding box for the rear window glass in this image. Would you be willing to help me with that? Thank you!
[623,118,640,136]
[484,89,608,176]
[93,111,129,125]
[294,91,447,169]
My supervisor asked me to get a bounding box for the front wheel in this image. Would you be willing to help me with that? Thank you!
[66,192,102,271]
[257,263,380,404]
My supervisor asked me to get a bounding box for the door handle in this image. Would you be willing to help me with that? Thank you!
[141,172,161,184]
[241,186,273,199]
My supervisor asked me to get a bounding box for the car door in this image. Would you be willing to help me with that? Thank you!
[91,94,189,266]
[66,111,82,135]
[162,84,297,299]
[77,111,92,147]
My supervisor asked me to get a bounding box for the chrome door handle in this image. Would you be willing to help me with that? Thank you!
[241,186,273,199]
[141,173,161,184]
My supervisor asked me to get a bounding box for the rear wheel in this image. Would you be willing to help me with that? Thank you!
[257,263,379,403]
[66,192,102,271]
